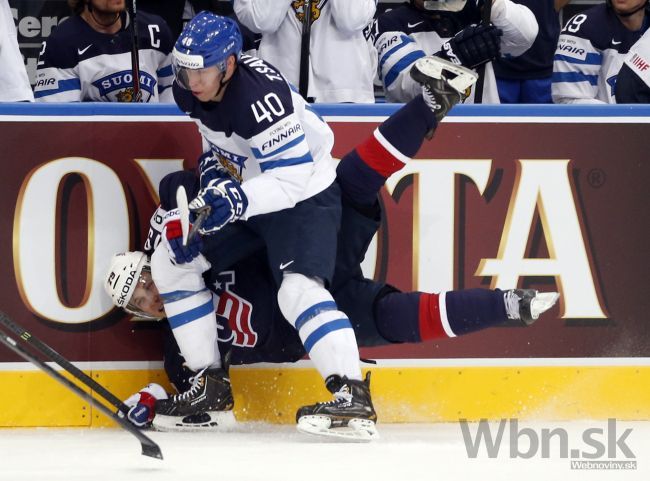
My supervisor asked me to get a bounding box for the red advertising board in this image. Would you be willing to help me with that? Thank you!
[0,104,648,363]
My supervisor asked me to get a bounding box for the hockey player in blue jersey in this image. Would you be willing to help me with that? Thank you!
[33,0,174,102]
[616,28,650,102]
[552,0,649,103]
[372,0,539,103]
[105,54,559,438]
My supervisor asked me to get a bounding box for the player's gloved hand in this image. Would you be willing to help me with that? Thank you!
[122,383,168,428]
[198,152,231,190]
[162,208,203,264]
[189,178,248,234]
[437,24,502,69]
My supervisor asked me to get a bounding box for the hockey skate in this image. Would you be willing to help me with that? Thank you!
[410,56,478,123]
[152,367,236,431]
[504,289,560,326]
[296,372,378,442]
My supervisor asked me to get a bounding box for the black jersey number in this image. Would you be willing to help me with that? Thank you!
[251,93,286,124]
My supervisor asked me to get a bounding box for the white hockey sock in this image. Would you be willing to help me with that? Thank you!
[278,273,361,381]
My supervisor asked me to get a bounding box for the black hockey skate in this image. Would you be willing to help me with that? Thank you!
[152,367,235,431]
[296,372,378,442]
[504,289,560,326]
[410,56,478,124]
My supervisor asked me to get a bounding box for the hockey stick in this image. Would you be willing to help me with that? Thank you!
[298,0,313,100]
[473,0,492,104]
[0,312,129,415]
[176,186,210,245]
[129,0,142,102]
[0,327,162,459]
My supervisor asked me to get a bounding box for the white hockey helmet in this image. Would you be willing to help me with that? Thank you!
[104,251,150,314]
[421,0,468,12]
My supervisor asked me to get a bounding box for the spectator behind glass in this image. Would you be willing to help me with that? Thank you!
[234,0,376,103]
[33,0,174,102]
[0,0,34,101]
[552,0,649,104]
[494,0,571,103]
[616,27,650,101]
[372,0,538,104]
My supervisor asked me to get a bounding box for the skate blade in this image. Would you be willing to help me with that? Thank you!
[152,410,237,432]
[412,57,478,93]
[531,292,560,319]
[297,415,379,442]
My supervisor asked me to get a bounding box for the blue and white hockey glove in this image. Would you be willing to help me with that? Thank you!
[198,152,231,190]
[162,208,203,264]
[437,24,502,69]
[122,383,168,428]
[189,178,248,234]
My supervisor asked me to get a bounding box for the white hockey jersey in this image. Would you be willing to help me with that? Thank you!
[34,11,174,102]
[234,0,377,103]
[174,55,336,219]
[373,0,538,103]
[552,4,649,104]
[0,0,33,101]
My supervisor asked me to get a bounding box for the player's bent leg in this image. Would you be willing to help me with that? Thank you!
[153,367,235,432]
[375,288,560,342]
[277,272,378,440]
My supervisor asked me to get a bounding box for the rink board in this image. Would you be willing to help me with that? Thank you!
[0,103,649,426]
[1,362,650,426]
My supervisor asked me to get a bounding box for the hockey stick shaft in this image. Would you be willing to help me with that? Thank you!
[0,328,162,459]
[298,0,312,100]
[0,312,129,415]
[473,0,492,104]
[130,0,142,102]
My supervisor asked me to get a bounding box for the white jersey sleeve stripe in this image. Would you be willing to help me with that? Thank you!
[166,297,215,329]
[384,50,426,88]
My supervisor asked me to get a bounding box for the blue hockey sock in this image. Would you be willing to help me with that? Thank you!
[375,288,508,342]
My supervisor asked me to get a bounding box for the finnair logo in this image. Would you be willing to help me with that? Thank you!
[459,419,636,470]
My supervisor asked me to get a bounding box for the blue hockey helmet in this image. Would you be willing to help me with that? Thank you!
[172,12,243,76]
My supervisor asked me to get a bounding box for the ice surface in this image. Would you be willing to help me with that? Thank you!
[0,421,648,481]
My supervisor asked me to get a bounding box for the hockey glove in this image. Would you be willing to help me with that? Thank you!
[437,24,502,69]
[189,178,248,234]
[162,208,203,264]
[198,152,231,189]
[123,383,168,427]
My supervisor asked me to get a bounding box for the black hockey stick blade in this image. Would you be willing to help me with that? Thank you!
[0,329,163,459]
[0,311,129,415]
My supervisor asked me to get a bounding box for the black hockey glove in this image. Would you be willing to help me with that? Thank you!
[437,24,502,69]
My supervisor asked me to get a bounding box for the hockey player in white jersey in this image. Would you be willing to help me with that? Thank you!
[0,0,34,101]
[552,0,649,104]
[372,0,538,103]
[616,28,650,102]
[33,0,174,102]
[233,0,377,103]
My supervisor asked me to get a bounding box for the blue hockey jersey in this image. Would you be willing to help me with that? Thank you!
[34,11,174,102]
